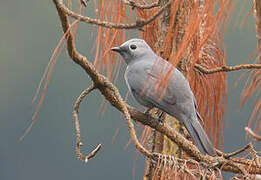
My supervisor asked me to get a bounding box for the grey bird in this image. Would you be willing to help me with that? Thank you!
[111,39,216,156]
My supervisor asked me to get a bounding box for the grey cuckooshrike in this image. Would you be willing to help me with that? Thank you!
[111,39,216,156]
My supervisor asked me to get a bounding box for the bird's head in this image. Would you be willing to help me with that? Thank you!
[111,39,156,64]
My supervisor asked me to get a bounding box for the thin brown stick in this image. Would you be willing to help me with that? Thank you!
[195,63,261,74]
[80,0,87,7]
[245,127,261,141]
[249,143,260,167]
[55,0,174,29]
[222,144,251,159]
[101,81,152,158]
[223,161,248,176]
[121,0,160,9]
[73,84,102,162]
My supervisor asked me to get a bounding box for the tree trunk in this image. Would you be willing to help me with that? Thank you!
[144,0,194,179]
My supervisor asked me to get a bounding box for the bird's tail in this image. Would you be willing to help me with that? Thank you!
[183,117,216,156]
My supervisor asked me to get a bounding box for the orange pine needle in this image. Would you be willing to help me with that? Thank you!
[20,20,80,141]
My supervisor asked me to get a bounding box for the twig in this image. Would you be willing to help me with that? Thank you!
[80,0,88,7]
[73,84,102,162]
[224,161,248,176]
[55,0,174,29]
[249,143,260,167]
[121,0,160,9]
[195,63,261,74]
[245,127,261,141]
[101,80,152,158]
[222,144,251,159]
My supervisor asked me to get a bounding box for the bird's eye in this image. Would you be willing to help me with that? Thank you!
[130,44,137,50]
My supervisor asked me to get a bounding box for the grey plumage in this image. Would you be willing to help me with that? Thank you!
[111,39,216,156]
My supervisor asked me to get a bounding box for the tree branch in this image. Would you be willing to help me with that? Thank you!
[53,0,152,160]
[121,0,160,9]
[80,0,88,7]
[223,144,251,159]
[195,63,261,74]
[55,0,174,29]
[245,127,261,141]
[73,84,102,162]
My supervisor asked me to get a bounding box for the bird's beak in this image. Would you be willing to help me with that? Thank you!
[111,46,122,53]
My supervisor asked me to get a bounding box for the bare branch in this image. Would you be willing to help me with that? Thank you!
[245,127,261,141]
[195,63,261,74]
[126,105,208,161]
[80,0,88,7]
[55,0,174,29]
[223,162,248,176]
[101,80,152,158]
[73,84,102,162]
[121,0,160,9]
[53,0,152,160]
[222,144,251,159]
[249,143,260,167]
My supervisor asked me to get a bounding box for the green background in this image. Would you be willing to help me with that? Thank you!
[0,1,259,179]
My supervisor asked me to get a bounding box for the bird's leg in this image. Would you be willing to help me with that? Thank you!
[144,108,164,123]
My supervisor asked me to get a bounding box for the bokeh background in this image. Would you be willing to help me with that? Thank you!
[0,1,259,179]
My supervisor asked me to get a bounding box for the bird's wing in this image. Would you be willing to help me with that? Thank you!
[126,59,194,114]
[192,95,204,124]
[146,64,193,107]
[146,69,177,105]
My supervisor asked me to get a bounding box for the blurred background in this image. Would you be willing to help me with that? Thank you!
[0,1,259,179]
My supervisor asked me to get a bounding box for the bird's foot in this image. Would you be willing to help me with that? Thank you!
[144,108,164,124]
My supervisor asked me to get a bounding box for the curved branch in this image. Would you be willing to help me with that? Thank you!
[195,63,261,74]
[245,127,261,141]
[80,0,87,7]
[121,0,160,9]
[101,80,152,157]
[223,144,251,159]
[73,84,102,162]
[55,0,174,29]
[53,0,152,160]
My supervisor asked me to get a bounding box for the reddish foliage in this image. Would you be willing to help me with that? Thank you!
[25,19,80,141]
[241,70,261,132]
[240,0,261,134]
[94,0,233,149]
